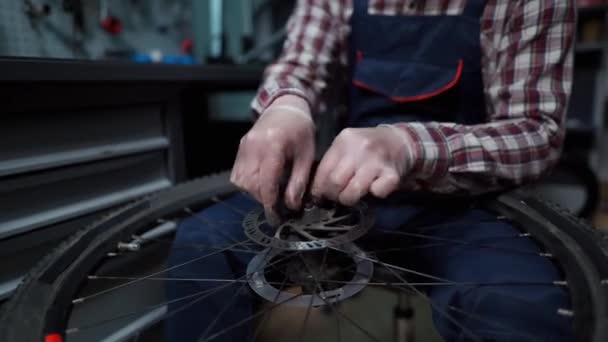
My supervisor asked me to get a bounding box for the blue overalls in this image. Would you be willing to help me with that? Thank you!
[165,1,574,341]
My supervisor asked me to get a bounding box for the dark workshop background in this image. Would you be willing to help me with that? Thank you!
[0,1,606,340]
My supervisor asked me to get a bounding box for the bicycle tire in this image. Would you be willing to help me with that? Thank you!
[0,172,607,342]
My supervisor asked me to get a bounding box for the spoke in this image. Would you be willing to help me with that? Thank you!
[156,217,245,225]
[70,249,295,335]
[332,246,481,341]
[357,249,561,340]
[200,292,304,342]
[317,294,382,342]
[87,275,288,286]
[376,230,550,257]
[361,252,568,309]
[211,196,250,216]
[335,307,342,342]
[291,225,319,240]
[370,243,455,254]
[184,208,254,252]
[447,306,538,342]
[168,246,257,254]
[73,239,253,304]
[199,249,273,341]
[319,214,353,225]
[370,236,533,255]
[410,217,509,232]
[319,248,342,342]
[303,226,353,232]
[67,281,240,334]
[320,279,566,287]
[298,251,382,342]
[297,286,315,342]
[248,273,290,342]
[133,235,259,252]
[331,246,452,283]
[382,267,483,342]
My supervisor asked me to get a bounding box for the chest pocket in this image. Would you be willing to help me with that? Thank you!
[352,55,463,103]
[367,0,467,16]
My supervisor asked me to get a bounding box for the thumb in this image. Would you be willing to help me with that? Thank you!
[284,141,315,210]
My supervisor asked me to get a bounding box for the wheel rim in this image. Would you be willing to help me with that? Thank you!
[1,174,605,342]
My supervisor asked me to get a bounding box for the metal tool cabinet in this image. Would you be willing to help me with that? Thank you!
[0,58,261,301]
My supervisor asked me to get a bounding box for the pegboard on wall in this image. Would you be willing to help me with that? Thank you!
[0,0,192,60]
[0,0,41,57]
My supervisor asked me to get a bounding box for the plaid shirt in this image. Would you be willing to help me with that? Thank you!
[252,0,576,194]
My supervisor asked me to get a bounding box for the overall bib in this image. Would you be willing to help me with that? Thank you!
[165,1,573,341]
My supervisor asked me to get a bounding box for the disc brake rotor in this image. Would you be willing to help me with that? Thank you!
[246,243,373,307]
[243,202,374,251]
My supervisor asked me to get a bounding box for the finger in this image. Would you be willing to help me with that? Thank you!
[319,157,356,202]
[240,170,263,204]
[231,131,259,184]
[311,146,340,199]
[370,169,401,199]
[338,166,380,206]
[284,142,314,210]
[230,137,247,185]
[259,145,286,221]
[231,133,262,199]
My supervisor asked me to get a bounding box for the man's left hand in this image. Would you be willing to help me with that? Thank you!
[311,125,418,206]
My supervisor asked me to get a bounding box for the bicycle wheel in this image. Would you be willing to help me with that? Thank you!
[1,172,607,342]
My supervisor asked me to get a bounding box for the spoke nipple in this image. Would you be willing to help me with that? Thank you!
[106,252,118,257]
[539,253,553,258]
[497,216,507,220]
[72,298,85,304]
[66,328,79,334]
[519,233,531,237]
[156,218,167,224]
[88,275,97,280]
[117,242,140,252]
[557,308,574,317]
[553,280,567,286]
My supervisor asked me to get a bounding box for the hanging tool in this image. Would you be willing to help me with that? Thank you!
[99,0,122,35]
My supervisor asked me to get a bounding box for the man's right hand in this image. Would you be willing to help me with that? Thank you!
[230,95,316,225]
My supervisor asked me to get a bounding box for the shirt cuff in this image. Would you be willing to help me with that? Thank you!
[393,122,452,185]
[251,85,313,118]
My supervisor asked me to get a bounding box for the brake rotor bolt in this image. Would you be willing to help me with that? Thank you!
[252,272,264,288]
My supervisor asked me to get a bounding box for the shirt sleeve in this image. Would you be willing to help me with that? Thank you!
[396,0,576,194]
[251,0,350,117]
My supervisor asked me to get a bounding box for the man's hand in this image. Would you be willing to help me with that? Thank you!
[311,125,418,206]
[231,95,315,224]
